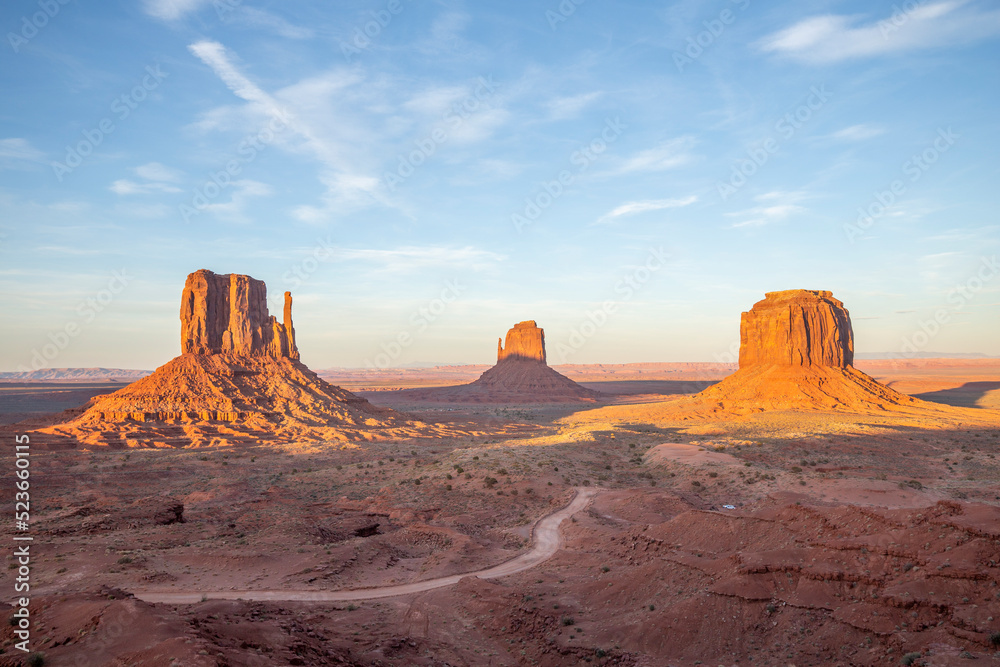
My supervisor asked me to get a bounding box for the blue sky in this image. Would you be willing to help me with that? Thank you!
[1,0,998,370]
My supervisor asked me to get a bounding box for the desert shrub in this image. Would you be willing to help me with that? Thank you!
[765,603,776,613]
[595,648,607,657]
[561,616,575,626]
[27,654,45,667]
[990,631,1000,646]
[484,476,498,488]
[790,466,802,473]
[601,566,610,572]
[900,652,921,666]
[116,556,132,565]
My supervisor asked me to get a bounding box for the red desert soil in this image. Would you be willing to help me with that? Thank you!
[2,287,999,665]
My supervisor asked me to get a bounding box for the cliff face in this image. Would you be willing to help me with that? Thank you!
[180,269,298,359]
[497,320,546,364]
[690,289,916,414]
[738,290,853,369]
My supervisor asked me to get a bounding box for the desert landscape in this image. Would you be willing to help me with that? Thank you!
[3,2,999,666]
[1,273,998,666]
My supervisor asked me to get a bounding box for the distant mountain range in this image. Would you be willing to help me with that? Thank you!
[0,368,152,381]
[854,352,996,359]
[2,353,996,381]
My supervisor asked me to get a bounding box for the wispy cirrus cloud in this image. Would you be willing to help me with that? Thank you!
[611,137,694,174]
[727,191,807,228]
[758,1,1000,64]
[188,40,387,217]
[832,124,885,141]
[546,92,602,120]
[143,0,209,21]
[231,7,314,39]
[594,196,697,225]
[110,162,183,195]
[336,245,505,273]
[0,138,46,168]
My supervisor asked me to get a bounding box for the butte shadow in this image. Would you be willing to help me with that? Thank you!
[31,270,471,448]
[396,321,603,404]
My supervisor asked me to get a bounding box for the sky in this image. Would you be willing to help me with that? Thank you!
[1,0,998,371]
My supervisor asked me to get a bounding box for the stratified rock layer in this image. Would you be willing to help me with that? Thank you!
[693,289,917,413]
[180,269,298,359]
[35,270,466,447]
[739,290,853,368]
[497,321,546,363]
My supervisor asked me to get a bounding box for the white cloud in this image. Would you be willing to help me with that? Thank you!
[234,7,314,39]
[758,1,1000,64]
[728,191,807,228]
[200,180,272,222]
[143,0,208,21]
[832,124,886,141]
[109,162,184,195]
[595,196,698,225]
[336,245,505,273]
[613,137,693,174]
[0,138,45,166]
[135,162,183,182]
[189,41,395,219]
[109,179,181,195]
[546,92,602,120]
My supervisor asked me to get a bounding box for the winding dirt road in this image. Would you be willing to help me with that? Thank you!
[133,486,600,604]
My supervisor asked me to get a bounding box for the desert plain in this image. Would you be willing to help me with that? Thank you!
[1,278,999,667]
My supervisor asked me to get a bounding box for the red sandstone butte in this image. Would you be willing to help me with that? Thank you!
[401,320,601,403]
[180,269,298,359]
[694,289,918,413]
[497,320,546,363]
[33,269,445,448]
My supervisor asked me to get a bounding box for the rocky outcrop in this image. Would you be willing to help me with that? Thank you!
[690,289,917,414]
[180,269,298,359]
[400,320,600,403]
[35,270,470,447]
[497,321,546,364]
[739,290,853,369]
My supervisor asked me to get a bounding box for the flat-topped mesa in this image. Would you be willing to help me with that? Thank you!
[497,320,546,364]
[738,289,853,369]
[180,269,299,359]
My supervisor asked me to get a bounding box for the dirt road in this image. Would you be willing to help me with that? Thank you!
[133,486,600,604]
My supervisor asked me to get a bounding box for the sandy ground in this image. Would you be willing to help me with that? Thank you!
[1,359,999,666]
[135,487,600,604]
